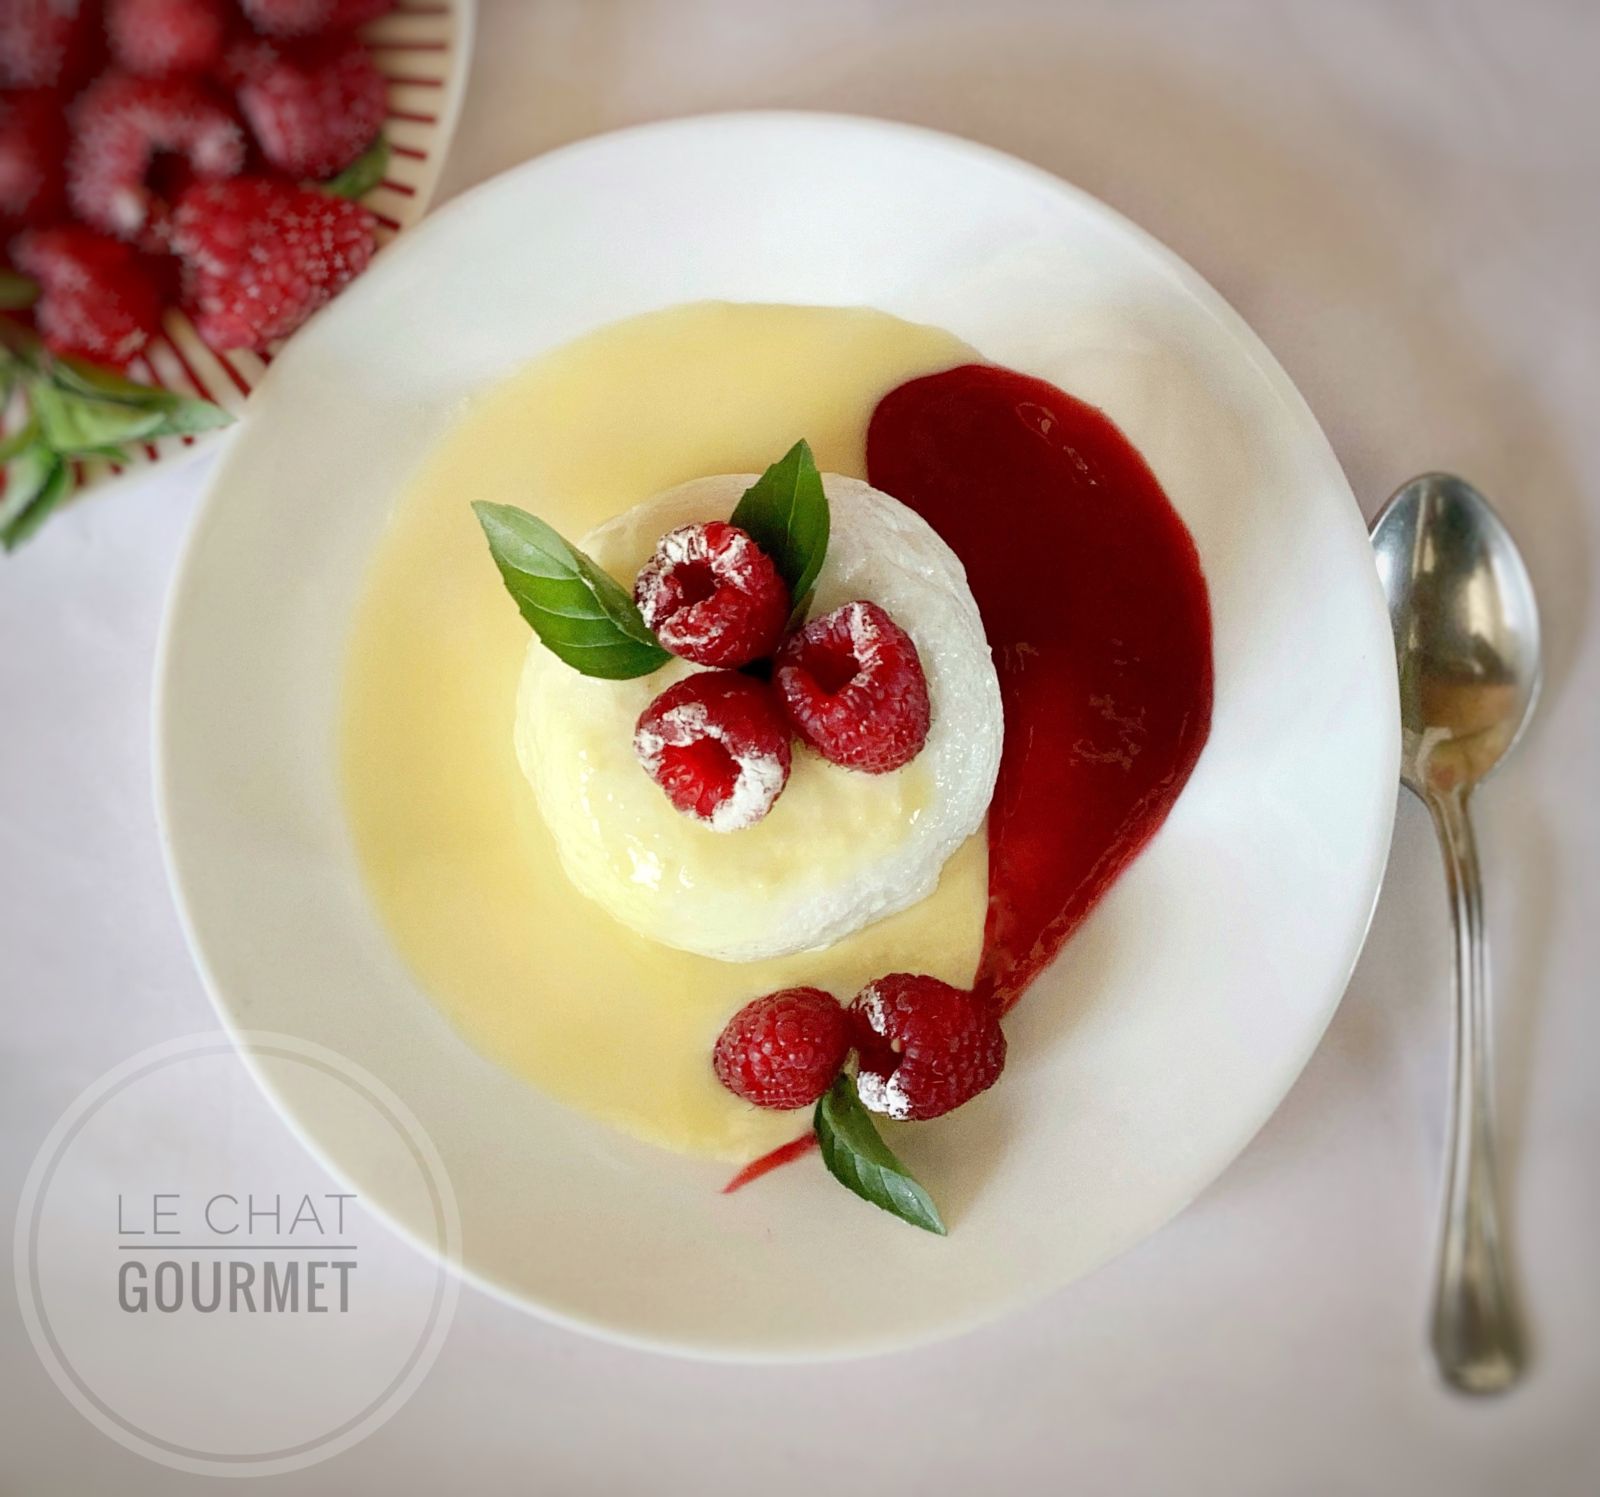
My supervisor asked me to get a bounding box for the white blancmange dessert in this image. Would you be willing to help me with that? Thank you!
[515,473,1003,962]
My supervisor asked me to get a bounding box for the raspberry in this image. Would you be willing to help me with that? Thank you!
[634,521,790,669]
[13,225,163,366]
[0,0,100,90]
[171,176,375,351]
[774,600,931,773]
[849,973,1006,1121]
[68,73,245,244]
[0,90,67,230]
[633,671,792,832]
[238,0,394,37]
[106,0,229,79]
[713,987,849,1110]
[228,33,385,179]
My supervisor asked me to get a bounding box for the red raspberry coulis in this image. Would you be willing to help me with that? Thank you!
[726,363,1214,1192]
[867,364,1214,1012]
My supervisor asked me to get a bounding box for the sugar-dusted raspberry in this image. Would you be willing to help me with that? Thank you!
[238,0,393,37]
[633,521,790,669]
[172,176,375,351]
[106,0,229,79]
[714,987,850,1110]
[0,0,100,91]
[774,600,931,773]
[634,671,792,832]
[0,90,68,230]
[229,33,386,178]
[68,73,245,244]
[850,973,1006,1121]
[13,225,163,366]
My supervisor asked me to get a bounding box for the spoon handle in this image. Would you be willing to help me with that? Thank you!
[1426,788,1523,1394]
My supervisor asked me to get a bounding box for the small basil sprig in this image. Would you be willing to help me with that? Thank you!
[814,1072,947,1235]
[322,135,392,201]
[473,501,672,679]
[0,439,73,553]
[0,271,39,311]
[730,438,829,625]
[0,322,235,551]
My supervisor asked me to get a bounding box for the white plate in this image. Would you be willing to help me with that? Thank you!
[76,0,476,494]
[156,113,1399,1360]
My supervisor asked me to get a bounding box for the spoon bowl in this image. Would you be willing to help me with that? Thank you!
[1374,472,1541,798]
[1372,471,1541,1395]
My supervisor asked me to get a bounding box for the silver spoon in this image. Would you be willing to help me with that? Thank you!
[1372,473,1539,1395]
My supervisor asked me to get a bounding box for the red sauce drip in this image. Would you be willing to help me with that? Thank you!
[867,365,1214,1012]
[721,1132,819,1193]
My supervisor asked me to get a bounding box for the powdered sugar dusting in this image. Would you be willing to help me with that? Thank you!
[842,599,889,661]
[631,523,699,629]
[850,981,915,1120]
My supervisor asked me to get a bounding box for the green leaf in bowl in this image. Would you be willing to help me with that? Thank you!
[323,135,392,201]
[31,381,170,453]
[50,356,174,406]
[0,271,38,311]
[473,501,672,680]
[730,438,829,623]
[814,1072,947,1235]
[49,359,235,436]
[0,417,38,466]
[0,444,74,552]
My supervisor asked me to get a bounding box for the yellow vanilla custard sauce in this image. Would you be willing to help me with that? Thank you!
[341,303,988,1160]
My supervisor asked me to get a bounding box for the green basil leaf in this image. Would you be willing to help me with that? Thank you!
[0,316,43,366]
[323,135,392,200]
[472,500,672,680]
[143,395,235,438]
[813,1072,946,1235]
[31,380,169,453]
[0,443,54,524]
[0,445,73,551]
[51,356,173,407]
[0,271,38,311]
[0,417,37,465]
[50,358,235,436]
[730,438,830,623]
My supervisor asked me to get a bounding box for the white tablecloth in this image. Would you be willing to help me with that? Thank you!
[4,2,1597,1491]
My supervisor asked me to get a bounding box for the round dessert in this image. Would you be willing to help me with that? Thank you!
[515,472,1003,962]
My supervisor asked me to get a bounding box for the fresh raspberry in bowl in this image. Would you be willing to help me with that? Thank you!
[0,89,68,230]
[171,176,376,351]
[67,72,245,245]
[0,0,101,91]
[850,973,1006,1121]
[774,599,931,773]
[633,520,790,669]
[633,670,793,832]
[713,987,850,1110]
[105,0,230,80]
[13,224,163,365]
[238,0,394,36]
[228,33,386,179]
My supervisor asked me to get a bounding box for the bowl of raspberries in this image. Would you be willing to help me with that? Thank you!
[0,0,471,547]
